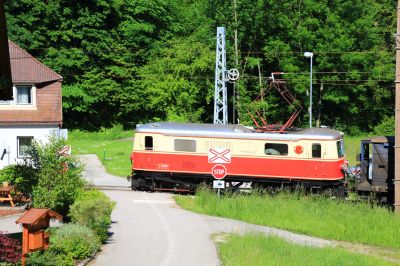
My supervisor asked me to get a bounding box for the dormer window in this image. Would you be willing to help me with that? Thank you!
[16,85,32,105]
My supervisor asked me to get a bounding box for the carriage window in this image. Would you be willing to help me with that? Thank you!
[312,143,321,158]
[145,136,153,150]
[337,140,345,158]
[174,139,196,152]
[264,143,288,156]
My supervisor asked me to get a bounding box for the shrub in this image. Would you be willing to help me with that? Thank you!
[25,137,86,216]
[0,164,38,196]
[69,189,115,242]
[0,166,12,183]
[26,250,74,266]
[48,223,100,260]
[373,116,394,136]
[0,232,21,264]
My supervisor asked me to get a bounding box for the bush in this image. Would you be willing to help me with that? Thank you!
[48,223,100,260]
[373,116,394,136]
[0,164,38,196]
[69,189,115,242]
[0,232,21,264]
[25,137,86,216]
[26,250,74,266]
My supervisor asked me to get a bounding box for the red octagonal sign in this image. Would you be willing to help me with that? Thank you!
[212,164,227,179]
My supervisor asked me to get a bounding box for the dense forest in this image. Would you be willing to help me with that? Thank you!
[4,0,397,134]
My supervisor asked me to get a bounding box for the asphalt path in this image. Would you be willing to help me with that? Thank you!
[80,154,335,266]
[80,155,219,266]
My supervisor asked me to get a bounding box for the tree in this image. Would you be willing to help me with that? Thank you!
[4,0,397,133]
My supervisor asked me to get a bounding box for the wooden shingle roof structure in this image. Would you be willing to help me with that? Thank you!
[15,208,62,226]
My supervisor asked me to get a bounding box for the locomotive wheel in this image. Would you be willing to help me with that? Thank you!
[131,179,139,191]
[131,178,147,191]
[321,185,346,198]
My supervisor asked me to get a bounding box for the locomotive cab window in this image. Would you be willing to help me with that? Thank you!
[337,140,345,158]
[265,143,288,156]
[145,136,153,150]
[312,143,321,158]
[174,139,196,152]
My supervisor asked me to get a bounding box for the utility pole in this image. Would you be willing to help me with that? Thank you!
[233,0,239,124]
[214,27,228,124]
[395,0,400,213]
[0,0,12,100]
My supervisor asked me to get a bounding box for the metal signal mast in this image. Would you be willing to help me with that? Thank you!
[214,27,228,124]
[213,27,239,124]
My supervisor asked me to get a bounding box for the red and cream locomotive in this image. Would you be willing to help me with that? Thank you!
[129,122,346,192]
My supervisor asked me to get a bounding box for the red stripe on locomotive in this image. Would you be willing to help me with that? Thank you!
[131,151,344,181]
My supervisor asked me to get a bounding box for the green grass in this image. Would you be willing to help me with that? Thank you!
[67,126,134,177]
[344,135,368,166]
[217,234,398,266]
[175,188,400,250]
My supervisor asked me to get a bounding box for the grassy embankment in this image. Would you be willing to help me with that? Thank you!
[175,188,400,250]
[217,234,398,266]
[67,126,134,177]
[344,135,367,166]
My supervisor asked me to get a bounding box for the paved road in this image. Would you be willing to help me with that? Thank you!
[80,155,219,266]
[79,154,131,188]
[89,190,220,266]
[81,154,335,266]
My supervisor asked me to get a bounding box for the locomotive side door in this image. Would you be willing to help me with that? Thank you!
[310,142,325,178]
[144,136,154,168]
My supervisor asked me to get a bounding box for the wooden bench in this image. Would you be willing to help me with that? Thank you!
[0,186,15,207]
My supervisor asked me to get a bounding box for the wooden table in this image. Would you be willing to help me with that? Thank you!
[0,186,15,207]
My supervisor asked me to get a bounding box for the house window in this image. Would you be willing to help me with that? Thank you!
[174,139,196,152]
[312,143,321,158]
[145,136,153,150]
[17,136,33,157]
[16,86,32,105]
[264,143,288,156]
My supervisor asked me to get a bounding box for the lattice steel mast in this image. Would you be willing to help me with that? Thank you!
[214,27,228,124]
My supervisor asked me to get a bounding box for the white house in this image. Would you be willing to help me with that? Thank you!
[0,40,64,169]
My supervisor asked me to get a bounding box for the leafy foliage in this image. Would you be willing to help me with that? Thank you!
[0,164,38,196]
[373,116,395,136]
[26,250,74,266]
[48,223,100,260]
[0,233,21,264]
[4,0,397,133]
[23,138,85,216]
[69,189,115,242]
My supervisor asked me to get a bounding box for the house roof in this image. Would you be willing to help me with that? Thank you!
[0,41,63,125]
[15,208,63,225]
[9,40,62,84]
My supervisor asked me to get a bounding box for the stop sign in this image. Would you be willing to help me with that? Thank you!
[212,164,227,179]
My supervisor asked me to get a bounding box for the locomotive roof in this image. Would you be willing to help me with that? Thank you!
[135,122,343,141]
